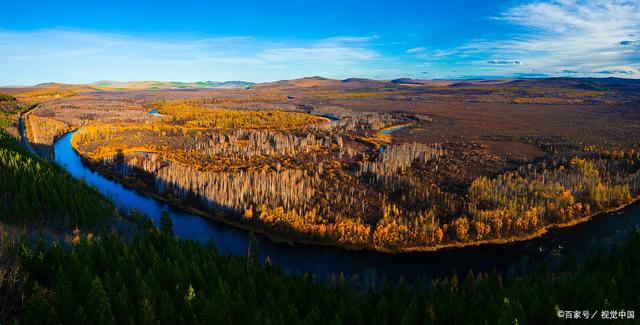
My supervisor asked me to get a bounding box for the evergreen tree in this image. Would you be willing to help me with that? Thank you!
[23,284,59,325]
[247,232,260,269]
[160,210,173,238]
[73,306,88,325]
[85,278,115,325]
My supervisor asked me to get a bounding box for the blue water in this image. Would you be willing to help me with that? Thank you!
[55,131,250,255]
[379,124,411,152]
[313,113,339,121]
[380,124,411,135]
[19,115,36,155]
[54,131,640,281]
[149,109,163,117]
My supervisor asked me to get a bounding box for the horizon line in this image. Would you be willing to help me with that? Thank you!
[2,75,638,88]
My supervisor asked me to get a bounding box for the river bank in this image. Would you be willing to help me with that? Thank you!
[65,128,640,254]
[18,105,37,155]
[51,130,640,279]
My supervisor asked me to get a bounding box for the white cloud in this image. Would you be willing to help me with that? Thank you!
[319,35,379,44]
[260,46,378,63]
[495,0,640,77]
[0,29,397,84]
[487,60,522,65]
[619,40,640,46]
[433,0,640,78]
[3,2,637,84]
[406,47,426,54]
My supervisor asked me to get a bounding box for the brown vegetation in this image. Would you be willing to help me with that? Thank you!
[6,77,640,251]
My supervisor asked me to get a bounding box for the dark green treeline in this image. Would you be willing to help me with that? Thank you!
[1,129,639,324]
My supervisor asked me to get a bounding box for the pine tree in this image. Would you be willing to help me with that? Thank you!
[73,306,88,325]
[160,210,173,238]
[85,277,115,325]
[139,298,157,325]
[54,267,77,324]
[23,284,59,325]
[247,232,260,269]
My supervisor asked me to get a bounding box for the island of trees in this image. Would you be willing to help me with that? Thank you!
[66,97,640,252]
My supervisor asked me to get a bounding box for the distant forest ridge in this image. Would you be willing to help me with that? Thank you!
[2,76,640,90]
[2,76,639,107]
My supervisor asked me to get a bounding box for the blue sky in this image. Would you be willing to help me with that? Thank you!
[1,0,639,85]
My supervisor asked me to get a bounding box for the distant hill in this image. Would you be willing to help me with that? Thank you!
[0,80,251,99]
[254,76,339,89]
[91,80,254,90]
[7,83,102,99]
[1,77,638,100]
[390,78,425,85]
[503,77,640,91]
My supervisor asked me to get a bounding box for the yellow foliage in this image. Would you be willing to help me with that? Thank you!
[149,100,323,130]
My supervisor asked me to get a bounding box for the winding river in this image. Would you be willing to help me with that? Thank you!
[379,123,412,135]
[54,131,640,281]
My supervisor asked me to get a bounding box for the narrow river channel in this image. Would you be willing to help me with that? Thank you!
[54,131,640,281]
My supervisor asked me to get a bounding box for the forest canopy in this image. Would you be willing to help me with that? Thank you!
[0,130,111,226]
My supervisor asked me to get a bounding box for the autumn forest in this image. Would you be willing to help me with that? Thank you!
[2,77,640,323]
[33,78,640,252]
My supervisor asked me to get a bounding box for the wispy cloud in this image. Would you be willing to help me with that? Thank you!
[406,47,426,54]
[418,0,640,78]
[597,69,635,75]
[0,29,397,85]
[619,40,640,46]
[488,0,639,77]
[487,60,522,65]
[259,46,378,63]
[319,35,379,44]
[2,1,639,84]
